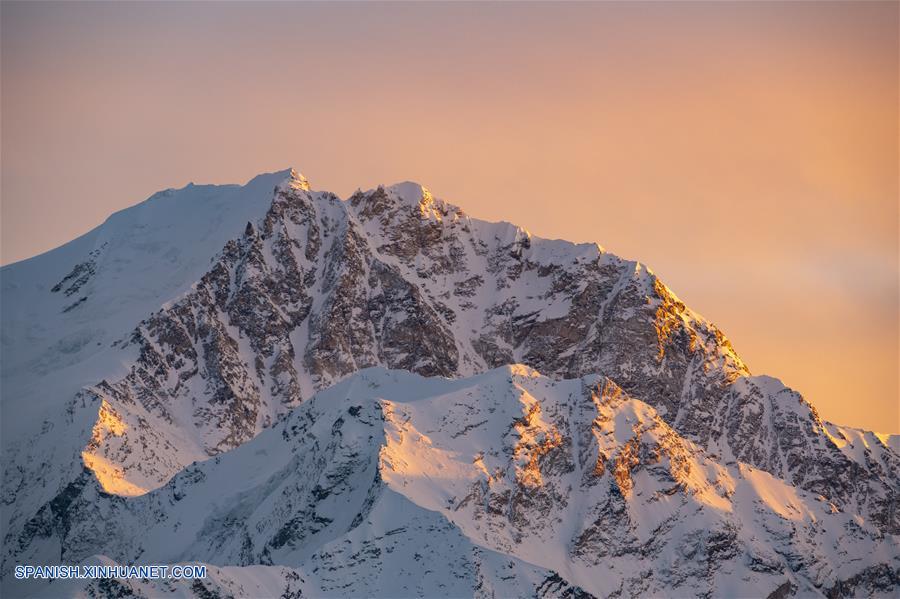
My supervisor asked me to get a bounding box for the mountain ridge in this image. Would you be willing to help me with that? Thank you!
[9,366,900,598]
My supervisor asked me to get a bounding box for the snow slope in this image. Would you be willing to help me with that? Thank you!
[1,169,290,438]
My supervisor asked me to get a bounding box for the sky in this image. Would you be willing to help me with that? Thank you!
[1,1,897,433]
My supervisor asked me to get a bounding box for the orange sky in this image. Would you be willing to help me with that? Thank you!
[1,1,897,433]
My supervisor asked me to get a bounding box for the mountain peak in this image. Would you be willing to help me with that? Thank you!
[283,167,310,191]
[384,180,430,204]
[386,181,447,219]
[347,180,463,224]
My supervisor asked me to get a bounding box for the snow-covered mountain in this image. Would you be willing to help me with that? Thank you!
[2,169,898,597]
[11,368,900,598]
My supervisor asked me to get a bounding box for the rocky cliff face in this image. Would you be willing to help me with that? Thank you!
[2,169,897,597]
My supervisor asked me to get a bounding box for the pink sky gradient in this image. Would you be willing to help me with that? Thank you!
[1,1,897,432]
